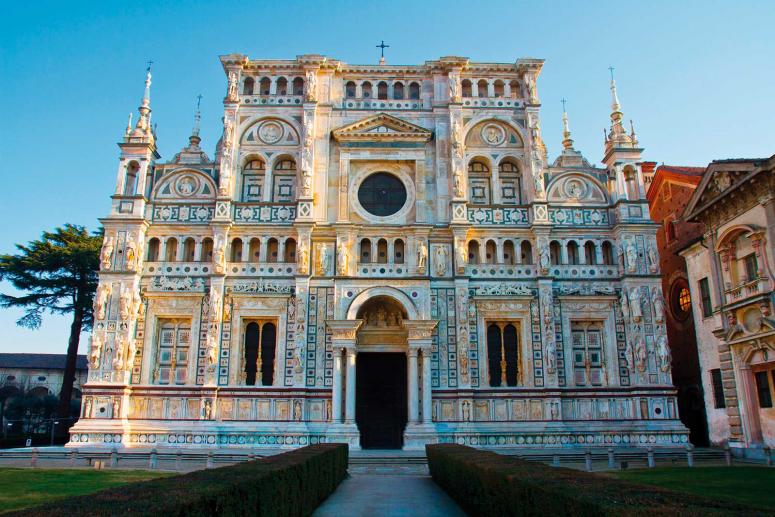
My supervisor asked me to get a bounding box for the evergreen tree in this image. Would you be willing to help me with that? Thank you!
[0,225,102,418]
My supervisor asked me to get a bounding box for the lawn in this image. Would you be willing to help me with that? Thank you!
[0,467,172,513]
[609,466,775,509]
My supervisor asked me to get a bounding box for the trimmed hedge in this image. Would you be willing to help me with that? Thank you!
[426,444,768,516]
[15,444,347,517]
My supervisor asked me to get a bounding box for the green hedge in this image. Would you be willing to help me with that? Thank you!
[15,444,348,517]
[426,444,767,516]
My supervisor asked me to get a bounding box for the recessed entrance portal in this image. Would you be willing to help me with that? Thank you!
[356,352,407,449]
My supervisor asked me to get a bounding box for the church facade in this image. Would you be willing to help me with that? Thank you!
[69,53,688,450]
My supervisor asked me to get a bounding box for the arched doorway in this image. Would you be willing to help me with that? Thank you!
[354,296,408,449]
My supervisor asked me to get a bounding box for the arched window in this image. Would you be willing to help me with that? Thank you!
[284,238,296,263]
[550,241,561,265]
[670,279,692,322]
[461,79,472,97]
[276,77,288,95]
[242,158,266,202]
[243,321,277,386]
[259,77,271,95]
[377,239,388,264]
[243,77,255,95]
[183,238,196,262]
[509,79,519,99]
[468,240,480,265]
[201,238,213,262]
[124,162,139,196]
[360,238,372,263]
[408,82,420,100]
[493,80,505,97]
[345,81,357,98]
[377,81,388,100]
[487,322,520,387]
[267,238,279,263]
[249,238,260,262]
[147,238,160,262]
[602,241,614,265]
[567,241,580,265]
[485,240,497,264]
[584,241,597,265]
[468,159,491,205]
[521,241,533,265]
[477,79,488,97]
[394,239,405,264]
[272,158,296,203]
[165,238,178,262]
[362,81,373,98]
[231,238,243,262]
[498,159,522,205]
[393,82,404,99]
[292,77,304,96]
[504,240,515,265]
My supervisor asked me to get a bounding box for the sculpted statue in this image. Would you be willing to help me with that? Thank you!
[619,289,630,322]
[545,337,557,373]
[93,283,111,321]
[538,241,550,273]
[223,118,234,151]
[206,328,219,368]
[458,340,469,381]
[112,399,120,419]
[318,245,330,276]
[462,400,471,422]
[434,245,448,277]
[100,236,114,271]
[541,289,553,325]
[450,118,463,150]
[113,334,126,371]
[647,242,658,273]
[448,75,460,102]
[119,284,134,321]
[657,335,672,372]
[89,334,103,369]
[635,337,647,372]
[213,235,226,273]
[625,339,635,372]
[298,242,309,275]
[629,287,643,322]
[84,398,93,418]
[125,234,138,271]
[293,400,302,421]
[305,70,318,102]
[222,295,231,322]
[416,240,428,273]
[652,287,665,323]
[524,74,537,103]
[455,241,467,273]
[625,240,638,273]
[227,71,238,101]
[336,241,349,275]
[208,288,222,323]
[202,399,213,420]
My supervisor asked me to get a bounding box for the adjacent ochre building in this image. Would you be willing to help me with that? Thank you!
[681,156,775,456]
[69,54,688,450]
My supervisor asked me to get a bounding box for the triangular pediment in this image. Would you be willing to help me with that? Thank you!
[683,159,763,222]
[332,113,433,143]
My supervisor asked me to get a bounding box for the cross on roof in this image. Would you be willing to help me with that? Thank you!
[608,66,615,81]
[196,94,203,110]
[376,40,390,58]
[561,98,567,111]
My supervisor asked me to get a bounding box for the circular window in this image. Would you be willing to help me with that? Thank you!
[357,172,407,217]
[670,280,691,321]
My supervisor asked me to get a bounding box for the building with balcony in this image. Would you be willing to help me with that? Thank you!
[69,54,687,450]
[680,156,775,456]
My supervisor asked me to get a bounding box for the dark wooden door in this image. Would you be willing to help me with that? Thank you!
[355,353,408,449]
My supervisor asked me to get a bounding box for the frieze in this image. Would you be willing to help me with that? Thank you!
[548,207,609,226]
[473,283,532,297]
[149,276,206,292]
[229,280,294,294]
[233,204,297,224]
[467,207,529,225]
[152,204,214,223]
[557,283,615,296]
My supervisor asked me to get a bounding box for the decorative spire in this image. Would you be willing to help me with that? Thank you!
[630,119,638,145]
[134,61,153,135]
[606,66,633,147]
[561,98,574,150]
[125,113,133,135]
[188,94,203,148]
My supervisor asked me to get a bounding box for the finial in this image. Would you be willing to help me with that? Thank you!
[125,113,133,134]
[561,98,573,150]
[135,60,153,133]
[609,66,621,113]
[192,94,203,137]
[376,40,390,65]
[630,119,638,143]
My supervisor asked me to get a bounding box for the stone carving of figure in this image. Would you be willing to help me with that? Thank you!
[93,283,111,321]
[652,287,665,324]
[619,289,630,322]
[462,400,471,422]
[647,242,658,273]
[223,118,234,151]
[545,337,556,373]
[448,75,460,102]
[89,334,103,369]
[657,335,671,372]
[222,295,231,322]
[293,400,302,421]
[450,118,462,150]
[625,240,638,274]
[227,71,238,101]
[453,169,465,199]
[125,234,138,272]
[635,337,647,372]
[455,241,467,273]
[629,287,643,322]
[625,339,635,372]
[524,74,537,104]
[434,245,448,277]
[541,289,553,325]
[305,70,318,102]
[539,241,550,274]
[100,236,114,271]
[298,242,309,275]
[458,340,469,381]
[208,288,222,323]
[206,329,219,369]
[336,241,349,276]
[113,334,125,371]
[84,397,93,418]
[213,235,226,274]
[376,305,388,326]
[532,166,544,197]
[119,285,133,321]
[416,240,428,273]
[319,245,330,276]
[202,399,213,420]
[112,399,120,419]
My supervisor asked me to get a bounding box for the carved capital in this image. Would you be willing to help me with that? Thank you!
[326,319,364,342]
[404,320,439,341]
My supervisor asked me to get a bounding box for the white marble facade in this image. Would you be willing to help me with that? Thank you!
[69,54,688,450]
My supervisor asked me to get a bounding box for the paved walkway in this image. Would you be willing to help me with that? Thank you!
[313,474,467,517]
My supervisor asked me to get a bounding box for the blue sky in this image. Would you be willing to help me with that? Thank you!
[1,0,773,354]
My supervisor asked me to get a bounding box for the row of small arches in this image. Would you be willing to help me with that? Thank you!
[344,80,421,100]
[465,239,616,266]
[243,76,304,96]
[358,238,406,264]
[461,79,520,99]
[145,236,297,263]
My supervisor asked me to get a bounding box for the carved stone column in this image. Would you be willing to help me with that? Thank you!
[404,320,438,426]
[326,319,364,425]
[422,348,433,424]
[332,348,343,423]
[345,347,357,423]
[407,348,419,423]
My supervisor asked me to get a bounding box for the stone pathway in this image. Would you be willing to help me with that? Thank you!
[313,474,467,517]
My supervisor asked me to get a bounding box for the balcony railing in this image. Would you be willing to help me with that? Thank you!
[725,276,769,302]
[466,263,537,278]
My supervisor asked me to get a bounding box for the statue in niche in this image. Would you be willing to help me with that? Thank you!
[222,295,231,322]
[302,131,314,171]
[629,287,643,322]
[541,289,553,325]
[635,337,647,372]
[545,337,556,373]
[657,335,671,372]
[112,399,120,419]
[531,156,544,196]
[416,240,428,273]
[305,70,318,102]
[293,400,302,421]
[336,241,349,275]
[450,118,462,150]
[458,340,469,382]
[619,289,630,322]
[647,242,658,273]
[84,398,93,418]
[298,242,309,275]
[461,400,471,422]
[100,236,114,271]
[453,170,465,199]
[318,245,330,276]
[538,241,550,273]
[113,334,125,371]
[625,240,638,273]
[325,400,332,421]
[455,241,467,273]
[206,327,219,369]
[89,334,103,369]
[202,399,213,420]
[124,234,139,271]
[227,71,238,101]
[93,283,111,321]
[524,74,537,103]
[119,285,134,321]
[448,75,460,102]
[434,245,448,277]
[213,236,226,274]
[625,339,635,372]
[652,287,665,324]
[223,118,234,151]
[208,288,222,323]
